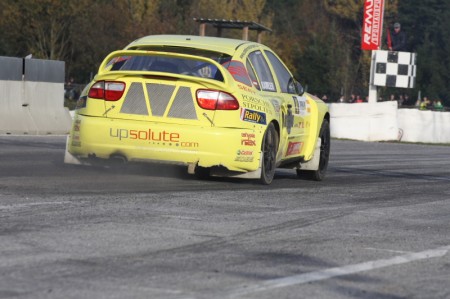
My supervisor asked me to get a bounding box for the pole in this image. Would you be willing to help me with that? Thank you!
[199,23,206,36]
[242,26,249,41]
[368,51,378,103]
[367,0,385,103]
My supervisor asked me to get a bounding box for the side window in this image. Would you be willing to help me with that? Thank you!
[246,60,261,90]
[248,51,276,92]
[264,50,293,94]
[223,60,252,87]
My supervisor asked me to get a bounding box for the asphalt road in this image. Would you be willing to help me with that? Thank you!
[0,136,449,299]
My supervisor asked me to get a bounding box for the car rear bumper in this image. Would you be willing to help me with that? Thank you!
[67,114,262,172]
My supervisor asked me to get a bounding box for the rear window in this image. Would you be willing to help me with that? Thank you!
[106,53,230,82]
[108,46,231,81]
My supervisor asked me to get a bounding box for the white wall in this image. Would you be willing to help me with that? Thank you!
[398,109,450,143]
[329,102,450,144]
[329,101,399,141]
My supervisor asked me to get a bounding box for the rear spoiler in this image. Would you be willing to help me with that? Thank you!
[97,50,231,87]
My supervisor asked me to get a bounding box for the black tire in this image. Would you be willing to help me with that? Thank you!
[296,119,330,181]
[260,123,279,185]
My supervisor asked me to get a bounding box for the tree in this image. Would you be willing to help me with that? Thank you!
[398,0,449,105]
[0,0,447,104]
[0,0,28,56]
[5,0,87,60]
[190,0,271,40]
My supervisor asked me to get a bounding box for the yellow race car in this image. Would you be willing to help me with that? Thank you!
[65,35,330,185]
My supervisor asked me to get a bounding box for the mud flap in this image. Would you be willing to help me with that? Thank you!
[298,138,321,171]
[207,152,263,179]
[64,136,91,165]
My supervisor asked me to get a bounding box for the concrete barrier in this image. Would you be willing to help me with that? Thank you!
[329,102,450,144]
[0,81,37,134]
[25,81,72,134]
[0,56,72,135]
[329,101,398,141]
[398,109,450,143]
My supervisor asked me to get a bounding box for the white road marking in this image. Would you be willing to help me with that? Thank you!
[225,245,450,298]
[364,247,412,254]
[0,201,72,210]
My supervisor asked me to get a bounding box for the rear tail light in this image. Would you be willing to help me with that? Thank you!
[88,81,105,99]
[196,90,239,110]
[88,81,126,101]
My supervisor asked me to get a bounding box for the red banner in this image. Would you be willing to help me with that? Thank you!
[361,0,385,50]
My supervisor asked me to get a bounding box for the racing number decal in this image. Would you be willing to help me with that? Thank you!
[292,96,309,116]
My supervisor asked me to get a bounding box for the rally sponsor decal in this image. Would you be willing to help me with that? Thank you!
[361,0,385,50]
[240,108,266,125]
[235,149,254,162]
[240,44,259,59]
[109,128,198,148]
[73,119,81,132]
[286,142,303,156]
[293,121,310,129]
[71,119,82,146]
[237,84,256,94]
[241,94,271,112]
[236,149,253,155]
[71,135,81,147]
[292,96,310,116]
[241,132,256,146]
[261,81,276,91]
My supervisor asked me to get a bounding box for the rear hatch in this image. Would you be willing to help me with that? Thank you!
[81,50,240,128]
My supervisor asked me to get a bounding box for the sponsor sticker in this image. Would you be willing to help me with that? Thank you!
[242,94,271,113]
[361,0,385,50]
[236,149,253,156]
[292,96,310,116]
[240,44,259,59]
[240,108,266,125]
[286,142,303,156]
[73,119,81,132]
[237,84,255,94]
[235,149,254,162]
[241,132,256,146]
[235,156,254,162]
[109,128,198,148]
[71,140,81,147]
[293,121,310,129]
[261,81,275,91]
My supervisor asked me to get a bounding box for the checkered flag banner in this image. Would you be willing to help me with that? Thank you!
[373,50,417,88]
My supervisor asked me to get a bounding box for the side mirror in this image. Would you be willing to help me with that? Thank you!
[287,78,304,96]
[295,81,304,96]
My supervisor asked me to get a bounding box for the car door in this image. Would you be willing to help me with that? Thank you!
[246,49,307,159]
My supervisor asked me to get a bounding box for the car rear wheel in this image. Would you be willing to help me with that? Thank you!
[260,123,279,185]
[297,119,330,181]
